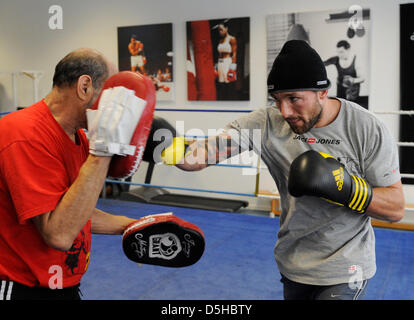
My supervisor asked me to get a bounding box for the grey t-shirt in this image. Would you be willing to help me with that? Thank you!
[226,98,401,285]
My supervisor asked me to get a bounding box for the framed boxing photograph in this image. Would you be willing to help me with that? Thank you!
[266,7,371,109]
[117,23,174,101]
[186,17,250,101]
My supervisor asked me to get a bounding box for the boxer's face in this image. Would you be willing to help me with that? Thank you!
[337,47,350,60]
[271,91,324,134]
[218,25,227,37]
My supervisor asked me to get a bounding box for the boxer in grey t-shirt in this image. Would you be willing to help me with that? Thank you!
[168,40,405,300]
[226,98,400,287]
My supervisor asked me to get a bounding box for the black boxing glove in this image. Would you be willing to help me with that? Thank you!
[143,116,178,163]
[143,116,191,165]
[288,150,373,213]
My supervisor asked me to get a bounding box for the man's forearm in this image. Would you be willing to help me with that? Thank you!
[91,208,136,235]
[353,76,365,84]
[366,181,405,222]
[32,155,111,250]
[177,134,242,171]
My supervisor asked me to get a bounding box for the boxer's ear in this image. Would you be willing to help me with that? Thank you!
[77,75,93,101]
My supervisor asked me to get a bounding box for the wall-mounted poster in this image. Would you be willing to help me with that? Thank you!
[118,23,174,101]
[266,7,370,109]
[186,17,250,101]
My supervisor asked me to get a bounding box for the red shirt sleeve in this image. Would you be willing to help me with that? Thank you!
[2,140,70,224]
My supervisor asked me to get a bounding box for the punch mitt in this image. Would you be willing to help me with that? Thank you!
[122,213,205,267]
[89,71,156,179]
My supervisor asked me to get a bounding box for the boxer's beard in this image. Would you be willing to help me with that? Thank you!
[285,99,323,134]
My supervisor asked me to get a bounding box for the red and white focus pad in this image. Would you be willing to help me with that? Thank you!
[122,213,205,268]
[92,71,156,179]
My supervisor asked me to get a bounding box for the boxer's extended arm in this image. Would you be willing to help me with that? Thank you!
[173,134,242,171]
[32,155,111,251]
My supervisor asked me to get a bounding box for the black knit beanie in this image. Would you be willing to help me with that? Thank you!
[267,40,331,94]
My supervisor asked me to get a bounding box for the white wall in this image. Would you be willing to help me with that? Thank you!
[1,0,413,216]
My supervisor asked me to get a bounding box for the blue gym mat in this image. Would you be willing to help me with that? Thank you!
[80,199,414,300]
